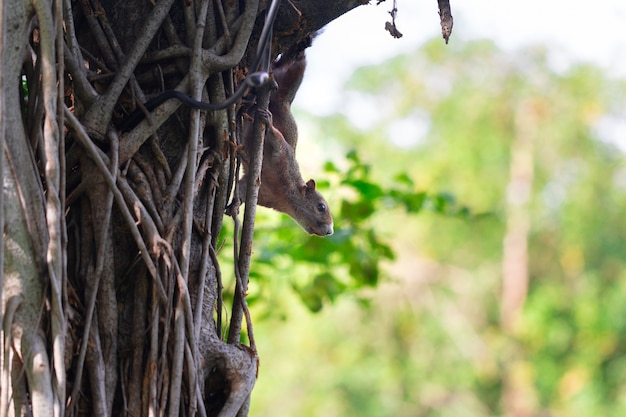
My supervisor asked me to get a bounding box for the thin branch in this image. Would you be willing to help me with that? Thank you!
[201,0,259,74]
[130,152,165,208]
[228,208,243,342]
[194,166,218,342]
[162,15,184,48]
[118,76,190,163]
[1,297,22,417]
[64,108,167,302]
[154,259,175,417]
[64,41,98,105]
[141,45,192,64]
[205,63,236,244]
[182,0,196,47]
[78,0,119,70]
[164,145,190,224]
[125,271,148,416]
[31,0,66,414]
[214,0,231,45]
[384,0,403,39]
[168,259,202,417]
[228,82,273,345]
[184,340,200,417]
[79,44,113,74]
[149,137,172,182]
[180,0,210,284]
[127,162,165,234]
[63,0,83,62]
[59,0,98,106]
[67,131,117,414]
[117,176,171,298]
[91,0,127,64]
[148,278,161,417]
[83,0,177,132]
[0,0,6,392]
[56,4,69,397]
[168,299,186,417]
[211,243,224,338]
[85,311,108,417]
[227,201,256,351]
[437,0,454,44]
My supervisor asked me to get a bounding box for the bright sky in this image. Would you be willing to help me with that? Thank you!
[297,0,626,115]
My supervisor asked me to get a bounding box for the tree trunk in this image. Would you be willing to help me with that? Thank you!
[500,99,538,417]
[0,1,363,416]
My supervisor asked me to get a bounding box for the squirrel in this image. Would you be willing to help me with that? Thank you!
[239,41,333,236]
[267,41,308,149]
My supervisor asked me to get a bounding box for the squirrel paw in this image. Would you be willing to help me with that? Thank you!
[255,108,273,126]
[225,193,242,217]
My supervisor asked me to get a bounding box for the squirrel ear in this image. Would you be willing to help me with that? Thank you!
[306,179,316,190]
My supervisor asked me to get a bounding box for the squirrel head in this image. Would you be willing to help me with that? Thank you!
[292,179,334,236]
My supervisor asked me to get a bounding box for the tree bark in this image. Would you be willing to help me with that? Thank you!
[1,0,368,416]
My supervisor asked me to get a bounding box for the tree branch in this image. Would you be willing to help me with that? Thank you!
[64,108,168,302]
[67,131,118,415]
[201,0,259,74]
[228,82,274,345]
[83,0,176,133]
[437,0,454,44]
[30,1,66,414]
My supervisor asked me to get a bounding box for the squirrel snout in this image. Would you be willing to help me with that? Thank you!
[307,221,333,237]
[319,222,333,236]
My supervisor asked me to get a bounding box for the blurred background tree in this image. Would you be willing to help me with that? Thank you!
[233,38,626,416]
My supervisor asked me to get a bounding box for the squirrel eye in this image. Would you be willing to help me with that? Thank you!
[317,203,326,212]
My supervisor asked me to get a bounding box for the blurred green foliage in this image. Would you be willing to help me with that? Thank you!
[219,144,476,318]
[226,38,626,416]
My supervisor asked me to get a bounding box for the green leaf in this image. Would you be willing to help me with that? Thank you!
[429,192,456,213]
[341,200,375,220]
[313,273,346,302]
[350,257,378,287]
[393,172,415,187]
[388,190,427,213]
[346,179,384,200]
[346,149,360,163]
[323,161,340,173]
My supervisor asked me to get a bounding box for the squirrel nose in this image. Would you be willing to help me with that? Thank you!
[325,223,334,236]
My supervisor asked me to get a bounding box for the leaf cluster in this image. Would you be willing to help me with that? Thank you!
[230,148,479,314]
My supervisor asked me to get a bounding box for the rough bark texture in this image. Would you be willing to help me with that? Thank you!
[0,0,367,416]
